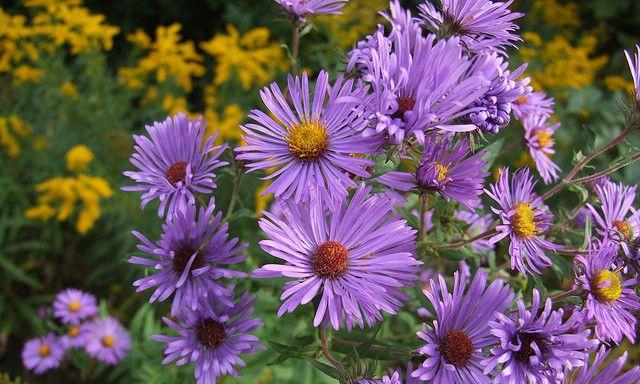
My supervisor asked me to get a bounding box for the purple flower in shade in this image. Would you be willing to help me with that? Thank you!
[586,180,639,248]
[253,183,420,330]
[354,372,402,384]
[377,132,488,211]
[412,269,514,383]
[84,317,131,365]
[575,240,640,344]
[523,114,561,184]
[625,45,640,102]
[274,0,347,21]
[152,293,264,384]
[22,334,65,374]
[455,209,495,252]
[483,289,596,384]
[130,199,247,316]
[485,167,562,275]
[418,0,523,52]
[123,113,227,218]
[52,289,98,325]
[563,345,640,384]
[348,28,489,143]
[512,91,554,121]
[60,324,88,349]
[235,70,379,204]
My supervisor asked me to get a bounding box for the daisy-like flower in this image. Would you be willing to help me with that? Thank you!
[586,180,639,246]
[575,240,640,344]
[418,0,523,52]
[412,269,514,383]
[123,113,228,217]
[563,345,640,384]
[253,183,420,330]
[60,324,88,349]
[377,132,488,211]
[486,167,562,275]
[274,0,347,21]
[484,289,596,384]
[523,113,561,184]
[153,292,264,384]
[625,44,640,102]
[22,334,65,374]
[130,199,247,316]
[84,317,131,365]
[512,91,554,121]
[52,289,98,325]
[235,70,379,204]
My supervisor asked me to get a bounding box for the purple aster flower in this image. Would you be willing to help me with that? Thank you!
[523,114,561,184]
[52,289,98,325]
[418,0,523,52]
[274,0,347,21]
[486,167,562,275]
[586,180,639,246]
[130,198,247,316]
[123,113,228,218]
[454,209,494,252]
[377,132,488,211]
[484,289,596,383]
[575,240,640,344]
[412,269,514,383]
[235,70,379,204]
[348,28,489,143]
[563,345,640,384]
[60,324,88,349]
[513,91,554,121]
[22,334,65,374]
[84,317,131,365]
[152,292,264,384]
[253,183,420,330]
[355,372,402,384]
[625,45,640,102]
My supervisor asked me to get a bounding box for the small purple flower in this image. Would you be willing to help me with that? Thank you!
[52,289,98,325]
[274,0,347,21]
[523,114,561,184]
[84,317,131,365]
[484,289,596,383]
[513,91,554,121]
[153,292,264,384]
[254,183,421,330]
[563,344,640,383]
[377,132,488,211]
[575,240,640,344]
[123,113,228,217]
[130,199,247,316]
[412,269,514,383]
[235,70,379,204]
[22,334,65,374]
[486,167,562,275]
[586,180,639,246]
[60,324,88,349]
[418,0,523,51]
[625,45,640,102]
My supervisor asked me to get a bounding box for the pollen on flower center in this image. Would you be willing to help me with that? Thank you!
[391,95,416,120]
[613,220,632,238]
[38,344,51,357]
[101,335,115,348]
[511,202,537,238]
[441,329,473,367]
[197,319,227,348]
[433,162,450,181]
[166,161,189,186]
[172,244,205,273]
[312,241,349,279]
[535,130,554,148]
[286,120,329,161]
[514,332,547,363]
[68,300,82,312]
[591,270,622,303]
[68,326,80,338]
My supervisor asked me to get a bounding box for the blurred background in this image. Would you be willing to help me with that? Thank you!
[1,0,640,382]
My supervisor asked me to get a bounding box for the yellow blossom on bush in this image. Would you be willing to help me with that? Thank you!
[205,104,244,144]
[65,144,94,172]
[200,25,288,90]
[254,182,272,215]
[11,65,43,84]
[59,81,79,99]
[162,94,190,116]
[604,75,635,95]
[531,0,580,29]
[317,0,386,49]
[0,115,31,157]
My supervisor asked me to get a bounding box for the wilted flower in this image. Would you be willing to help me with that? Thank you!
[523,113,561,184]
[586,180,639,246]
[22,334,65,374]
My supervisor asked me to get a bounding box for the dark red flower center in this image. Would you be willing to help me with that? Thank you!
[441,329,473,367]
[312,241,348,279]
[172,244,204,273]
[514,332,547,363]
[197,319,227,348]
[166,161,189,186]
[391,96,416,120]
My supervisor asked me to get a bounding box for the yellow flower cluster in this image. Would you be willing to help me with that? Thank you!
[530,0,580,29]
[318,0,386,49]
[200,25,288,90]
[25,145,113,234]
[604,75,636,95]
[0,115,31,157]
[521,32,608,91]
[203,85,244,144]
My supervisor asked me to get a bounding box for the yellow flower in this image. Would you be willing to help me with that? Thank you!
[59,81,79,99]
[200,25,288,90]
[604,75,635,95]
[205,104,244,145]
[0,115,31,157]
[11,65,43,84]
[161,94,190,116]
[65,145,94,172]
[317,0,386,49]
[531,0,580,29]
[254,182,273,215]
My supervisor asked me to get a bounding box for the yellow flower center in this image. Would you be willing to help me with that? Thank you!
[535,129,554,148]
[516,95,528,105]
[68,327,80,338]
[68,300,81,312]
[286,120,329,161]
[511,202,537,238]
[591,270,622,303]
[434,162,450,181]
[38,344,51,357]
[101,335,116,348]
[613,220,632,238]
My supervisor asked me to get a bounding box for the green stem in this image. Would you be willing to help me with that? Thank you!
[224,158,243,221]
[432,228,497,250]
[291,22,300,75]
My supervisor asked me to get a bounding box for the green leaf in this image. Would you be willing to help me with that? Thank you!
[581,215,592,250]
[303,357,349,382]
[567,183,589,203]
[0,253,42,289]
[481,138,504,171]
[548,253,573,281]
